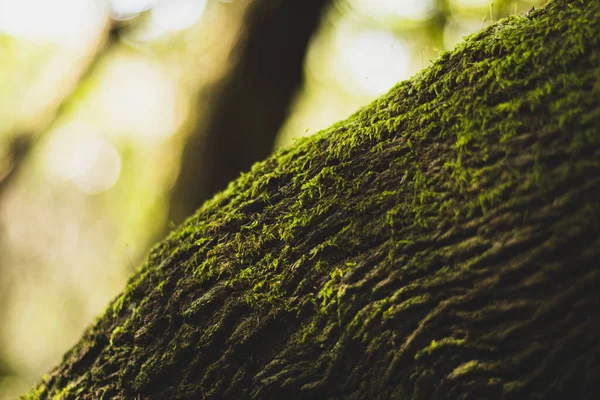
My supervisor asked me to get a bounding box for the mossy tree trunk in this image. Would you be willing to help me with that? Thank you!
[26,0,600,398]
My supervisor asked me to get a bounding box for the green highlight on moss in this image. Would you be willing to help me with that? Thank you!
[26,0,600,397]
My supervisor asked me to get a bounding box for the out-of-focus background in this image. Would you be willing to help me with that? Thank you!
[0,0,544,397]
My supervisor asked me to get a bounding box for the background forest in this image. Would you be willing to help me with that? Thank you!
[0,0,543,397]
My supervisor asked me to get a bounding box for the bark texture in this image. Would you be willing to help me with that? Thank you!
[26,0,600,398]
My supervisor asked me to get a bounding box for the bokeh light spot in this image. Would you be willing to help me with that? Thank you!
[0,0,106,47]
[349,0,435,20]
[44,124,121,194]
[109,0,158,20]
[69,136,121,194]
[150,0,207,35]
[337,27,410,97]
[97,55,182,141]
[453,0,493,8]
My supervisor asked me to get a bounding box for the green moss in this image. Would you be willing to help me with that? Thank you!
[414,338,467,360]
[27,0,600,398]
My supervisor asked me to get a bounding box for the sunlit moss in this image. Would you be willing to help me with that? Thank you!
[26,0,600,397]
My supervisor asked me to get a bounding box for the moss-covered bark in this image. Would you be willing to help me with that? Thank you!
[26,0,600,398]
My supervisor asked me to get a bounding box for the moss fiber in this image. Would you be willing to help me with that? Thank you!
[26,0,600,398]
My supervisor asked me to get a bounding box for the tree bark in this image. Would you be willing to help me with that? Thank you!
[26,0,600,398]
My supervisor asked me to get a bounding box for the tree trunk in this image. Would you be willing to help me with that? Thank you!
[167,0,331,226]
[26,0,600,398]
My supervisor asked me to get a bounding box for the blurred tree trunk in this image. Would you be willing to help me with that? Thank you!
[0,20,116,387]
[0,21,121,197]
[26,0,600,398]
[167,0,331,225]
